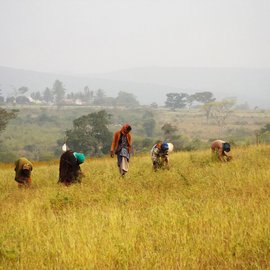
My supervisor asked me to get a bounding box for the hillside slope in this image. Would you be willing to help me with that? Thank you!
[1,66,270,107]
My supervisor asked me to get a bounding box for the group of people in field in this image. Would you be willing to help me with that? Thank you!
[13,124,232,188]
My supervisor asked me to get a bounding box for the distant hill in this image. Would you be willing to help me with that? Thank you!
[97,67,270,108]
[0,66,270,107]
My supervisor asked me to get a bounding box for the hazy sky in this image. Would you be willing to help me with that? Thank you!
[0,0,269,74]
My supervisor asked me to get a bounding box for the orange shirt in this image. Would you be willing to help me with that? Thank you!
[111,130,132,153]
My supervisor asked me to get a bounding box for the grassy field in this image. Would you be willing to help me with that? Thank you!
[0,145,270,269]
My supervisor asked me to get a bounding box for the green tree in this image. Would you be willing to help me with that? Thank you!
[6,96,16,104]
[142,111,154,118]
[52,80,65,104]
[115,91,139,107]
[210,99,236,134]
[161,123,178,140]
[193,91,215,104]
[257,123,270,144]
[201,102,214,123]
[31,91,43,101]
[165,93,188,110]
[150,102,158,108]
[0,108,17,134]
[16,96,30,104]
[18,86,29,95]
[186,94,196,110]
[43,87,54,103]
[143,118,156,137]
[260,123,270,133]
[65,110,112,156]
[83,86,94,103]
[0,89,4,103]
[94,89,106,105]
[142,111,156,137]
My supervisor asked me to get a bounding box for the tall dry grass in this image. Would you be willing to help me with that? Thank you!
[0,145,270,269]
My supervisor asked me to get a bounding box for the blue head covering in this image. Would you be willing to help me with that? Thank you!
[73,152,85,164]
[223,143,231,152]
[161,142,169,152]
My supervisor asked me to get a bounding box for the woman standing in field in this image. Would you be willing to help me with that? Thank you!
[14,157,33,188]
[110,124,132,176]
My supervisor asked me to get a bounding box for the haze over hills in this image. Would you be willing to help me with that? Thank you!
[0,65,269,108]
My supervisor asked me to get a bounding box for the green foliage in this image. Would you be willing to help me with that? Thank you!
[193,91,215,104]
[260,123,270,133]
[161,123,178,140]
[142,118,156,137]
[5,96,16,104]
[206,99,236,128]
[18,86,29,95]
[142,111,156,137]
[16,96,31,104]
[165,92,189,109]
[83,86,94,103]
[0,96,4,104]
[52,80,65,104]
[0,108,17,134]
[65,110,112,156]
[37,113,56,124]
[1,106,270,162]
[201,102,214,122]
[30,91,43,101]
[133,137,154,153]
[93,89,106,105]
[0,150,17,163]
[43,87,54,103]
[115,91,140,107]
[67,87,94,104]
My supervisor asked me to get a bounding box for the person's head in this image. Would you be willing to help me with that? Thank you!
[73,152,85,164]
[223,142,231,152]
[161,142,169,153]
[121,124,132,135]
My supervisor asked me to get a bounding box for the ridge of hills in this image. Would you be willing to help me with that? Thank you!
[0,65,269,107]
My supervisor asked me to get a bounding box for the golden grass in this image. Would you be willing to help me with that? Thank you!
[0,145,270,269]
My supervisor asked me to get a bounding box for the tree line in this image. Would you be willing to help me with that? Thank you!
[165,91,216,109]
[0,80,140,107]
[1,104,270,162]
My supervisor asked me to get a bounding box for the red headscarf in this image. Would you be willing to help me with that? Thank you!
[121,124,132,135]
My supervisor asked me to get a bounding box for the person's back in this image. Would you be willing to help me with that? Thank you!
[150,143,160,157]
[211,140,231,161]
[151,142,169,170]
[211,140,225,151]
[59,150,84,185]
[14,157,33,188]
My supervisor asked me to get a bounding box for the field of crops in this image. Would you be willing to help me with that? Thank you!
[0,145,270,269]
